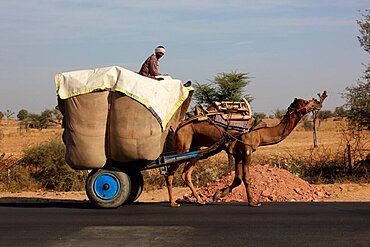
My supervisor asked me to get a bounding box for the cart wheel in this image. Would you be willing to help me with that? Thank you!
[126,170,144,204]
[86,167,131,208]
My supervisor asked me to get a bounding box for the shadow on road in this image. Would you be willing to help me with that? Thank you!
[0,197,227,209]
[0,197,94,209]
[0,198,182,209]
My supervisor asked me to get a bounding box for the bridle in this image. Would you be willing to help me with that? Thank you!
[175,101,319,149]
[287,104,312,119]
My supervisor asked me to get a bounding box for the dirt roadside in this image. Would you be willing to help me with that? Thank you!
[0,183,369,204]
[1,119,368,204]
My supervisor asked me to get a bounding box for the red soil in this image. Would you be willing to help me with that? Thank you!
[182,165,330,203]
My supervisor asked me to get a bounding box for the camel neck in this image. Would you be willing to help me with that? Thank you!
[258,109,303,146]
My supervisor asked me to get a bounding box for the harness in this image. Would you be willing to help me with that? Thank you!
[287,104,310,119]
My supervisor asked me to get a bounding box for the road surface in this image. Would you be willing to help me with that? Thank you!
[0,201,369,246]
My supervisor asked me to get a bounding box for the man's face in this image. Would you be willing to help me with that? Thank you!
[156,52,164,59]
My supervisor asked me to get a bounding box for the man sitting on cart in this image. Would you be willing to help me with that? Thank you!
[139,46,166,80]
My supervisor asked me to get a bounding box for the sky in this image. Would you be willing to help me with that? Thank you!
[0,0,368,116]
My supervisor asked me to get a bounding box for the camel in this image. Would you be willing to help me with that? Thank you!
[164,92,327,207]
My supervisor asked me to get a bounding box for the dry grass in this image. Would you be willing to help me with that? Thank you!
[0,118,369,191]
[0,118,350,157]
[0,120,62,157]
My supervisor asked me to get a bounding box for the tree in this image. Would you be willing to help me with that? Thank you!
[333,106,348,118]
[317,110,333,121]
[25,109,53,129]
[343,81,370,129]
[17,109,29,121]
[26,114,42,129]
[193,71,253,106]
[253,112,266,119]
[342,10,370,129]
[39,109,53,129]
[357,9,370,53]
[273,108,285,119]
[4,109,14,119]
[52,108,63,123]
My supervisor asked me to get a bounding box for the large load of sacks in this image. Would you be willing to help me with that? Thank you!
[55,66,192,170]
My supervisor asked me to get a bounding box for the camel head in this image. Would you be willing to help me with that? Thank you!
[311,91,328,111]
[288,91,328,118]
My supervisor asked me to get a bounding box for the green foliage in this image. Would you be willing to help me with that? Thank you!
[190,158,231,187]
[26,114,43,128]
[273,108,285,119]
[333,106,348,117]
[24,109,54,129]
[52,108,63,122]
[17,141,87,191]
[253,112,266,119]
[254,151,357,184]
[317,110,333,121]
[17,109,29,121]
[4,110,14,119]
[342,10,370,130]
[193,82,218,106]
[0,166,35,192]
[40,109,53,126]
[142,155,231,191]
[193,71,253,106]
[357,9,370,53]
[302,119,313,131]
[343,80,370,129]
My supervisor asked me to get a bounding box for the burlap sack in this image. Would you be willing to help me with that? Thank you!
[59,90,192,169]
[109,92,174,162]
[60,91,109,169]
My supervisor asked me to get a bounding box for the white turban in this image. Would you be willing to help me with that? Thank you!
[155,47,166,54]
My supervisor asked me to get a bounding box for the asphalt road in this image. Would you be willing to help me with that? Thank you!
[0,201,369,247]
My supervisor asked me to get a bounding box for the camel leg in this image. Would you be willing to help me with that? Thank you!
[241,147,260,207]
[228,152,235,170]
[165,125,193,208]
[213,155,243,201]
[165,162,181,207]
[181,159,205,205]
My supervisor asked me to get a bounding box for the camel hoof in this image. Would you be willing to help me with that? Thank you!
[213,192,222,201]
[170,202,181,208]
[197,200,206,205]
[249,201,261,207]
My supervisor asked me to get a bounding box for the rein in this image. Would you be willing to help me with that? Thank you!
[176,103,313,149]
[225,104,313,147]
[287,105,309,119]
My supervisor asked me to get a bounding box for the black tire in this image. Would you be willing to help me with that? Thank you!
[125,170,144,204]
[86,167,131,208]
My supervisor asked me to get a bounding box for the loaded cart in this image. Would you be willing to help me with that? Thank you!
[55,65,199,208]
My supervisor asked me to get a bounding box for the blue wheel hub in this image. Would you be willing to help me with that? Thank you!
[93,173,120,200]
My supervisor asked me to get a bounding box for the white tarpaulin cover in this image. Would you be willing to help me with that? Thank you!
[55,65,192,129]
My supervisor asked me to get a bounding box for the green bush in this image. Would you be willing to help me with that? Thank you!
[17,141,87,191]
[143,153,232,191]
[0,166,35,192]
[253,112,266,120]
[302,118,313,131]
[252,146,368,184]
[193,72,253,106]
